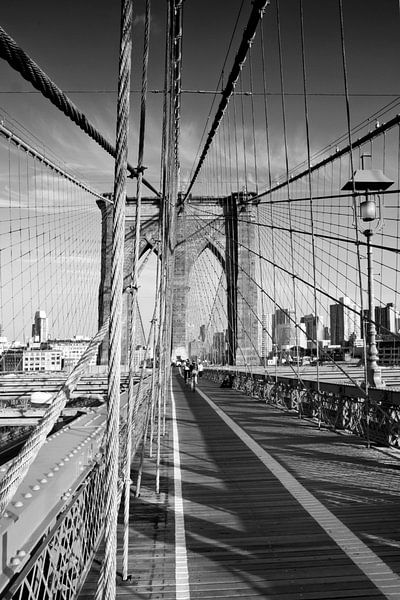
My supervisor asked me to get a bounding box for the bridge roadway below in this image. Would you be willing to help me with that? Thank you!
[79,370,400,600]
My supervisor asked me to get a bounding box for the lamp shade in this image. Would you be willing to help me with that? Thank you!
[342,169,394,191]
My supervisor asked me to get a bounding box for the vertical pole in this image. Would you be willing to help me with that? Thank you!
[365,229,382,389]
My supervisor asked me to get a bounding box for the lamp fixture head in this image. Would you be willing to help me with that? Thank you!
[342,169,394,192]
[360,198,377,222]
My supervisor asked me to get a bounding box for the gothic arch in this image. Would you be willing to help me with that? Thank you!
[97,194,259,366]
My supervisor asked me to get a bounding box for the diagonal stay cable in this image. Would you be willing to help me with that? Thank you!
[0,25,160,198]
[186,0,245,186]
[182,0,270,201]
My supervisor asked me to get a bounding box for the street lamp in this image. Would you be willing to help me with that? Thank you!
[342,165,394,388]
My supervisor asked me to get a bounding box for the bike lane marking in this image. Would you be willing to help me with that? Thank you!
[171,379,191,600]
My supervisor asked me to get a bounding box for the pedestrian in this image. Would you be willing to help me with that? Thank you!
[190,362,198,391]
[183,360,190,383]
[198,362,204,378]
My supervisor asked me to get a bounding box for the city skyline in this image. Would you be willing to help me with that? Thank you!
[187,291,400,363]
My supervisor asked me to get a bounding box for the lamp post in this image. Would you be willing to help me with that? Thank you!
[342,166,394,388]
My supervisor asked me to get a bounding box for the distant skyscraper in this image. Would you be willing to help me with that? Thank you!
[212,331,226,364]
[32,310,48,343]
[301,314,324,350]
[361,303,398,338]
[330,297,359,345]
[275,308,297,349]
[259,313,273,357]
[375,303,396,335]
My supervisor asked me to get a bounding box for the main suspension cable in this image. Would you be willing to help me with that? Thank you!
[183,0,270,201]
[0,25,160,198]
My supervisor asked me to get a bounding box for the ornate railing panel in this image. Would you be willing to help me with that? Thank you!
[1,380,152,600]
[3,461,105,600]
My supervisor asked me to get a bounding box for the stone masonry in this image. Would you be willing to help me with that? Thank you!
[97,194,259,366]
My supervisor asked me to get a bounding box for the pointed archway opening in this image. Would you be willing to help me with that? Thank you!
[186,246,228,364]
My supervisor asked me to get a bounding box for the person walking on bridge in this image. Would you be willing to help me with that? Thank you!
[183,360,190,383]
[198,361,204,378]
[190,362,198,391]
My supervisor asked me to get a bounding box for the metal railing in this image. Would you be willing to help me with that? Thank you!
[3,460,105,600]
[1,379,152,600]
[205,369,400,449]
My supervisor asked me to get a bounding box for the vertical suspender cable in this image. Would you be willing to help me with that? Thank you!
[122,0,151,582]
[260,24,278,383]
[156,0,173,493]
[160,0,171,197]
[163,0,183,435]
[396,126,400,322]
[222,93,229,196]
[299,0,320,397]
[96,1,133,598]
[249,50,259,196]
[276,0,300,372]
[239,72,248,193]
[338,0,368,394]
[154,0,171,466]
[157,0,175,461]
[233,95,240,197]
[183,0,270,201]
[250,43,267,370]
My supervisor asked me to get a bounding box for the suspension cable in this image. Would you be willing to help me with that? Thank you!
[122,0,152,582]
[299,0,321,396]
[95,1,133,598]
[0,25,160,198]
[183,0,270,201]
[276,0,300,373]
[338,0,368,392]
[191,208,367,393]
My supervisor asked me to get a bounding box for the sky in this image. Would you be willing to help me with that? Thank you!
[1,1,397,188]
[0,0,399,340]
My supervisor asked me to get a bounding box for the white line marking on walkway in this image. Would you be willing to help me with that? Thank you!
[196,386,400,600]
[171,380,191,600]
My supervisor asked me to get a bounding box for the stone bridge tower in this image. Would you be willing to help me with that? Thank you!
[97,193,259,366]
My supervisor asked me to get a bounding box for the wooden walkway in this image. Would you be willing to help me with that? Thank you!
[79,372,400,600]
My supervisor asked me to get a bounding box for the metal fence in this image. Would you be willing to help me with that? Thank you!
[3,460,105,600]
[1,379,152,600]
[205,369,400,449]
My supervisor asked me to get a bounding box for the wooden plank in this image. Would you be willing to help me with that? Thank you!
[79,371,400,599]
[176,374,399,599]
